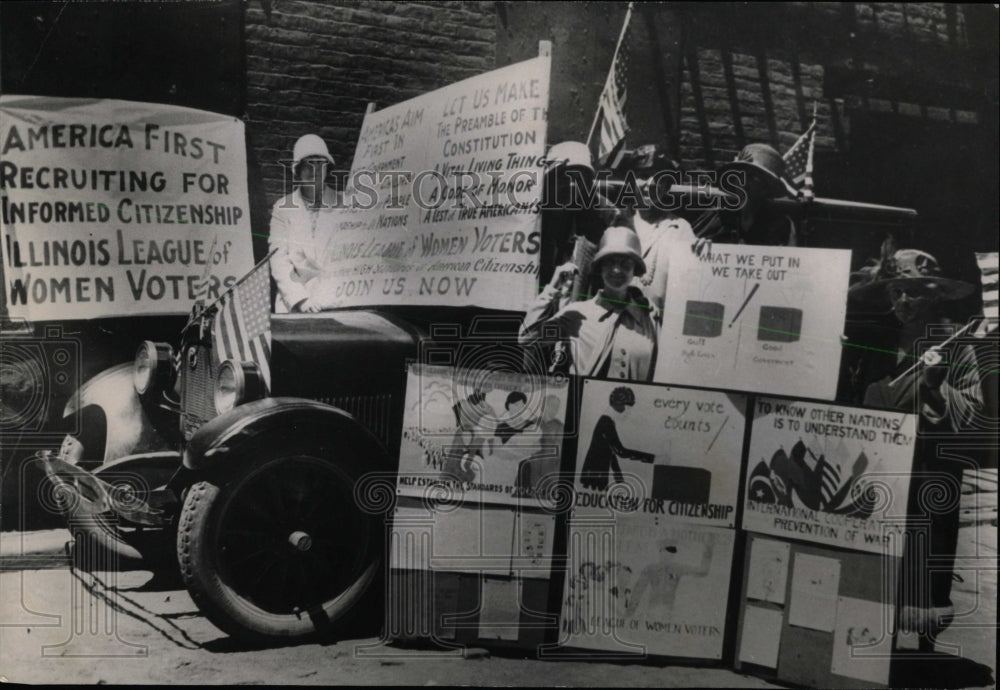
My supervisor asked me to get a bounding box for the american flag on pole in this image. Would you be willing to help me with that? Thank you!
[213,256,272,389]
[974,251,999,337]
[783,116,817,192]
[593,3,634,164]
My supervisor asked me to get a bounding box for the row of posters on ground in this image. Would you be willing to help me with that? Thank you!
[393,365,917,669]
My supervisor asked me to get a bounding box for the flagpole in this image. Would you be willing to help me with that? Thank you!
[187,248,278,332]
[887,320,976,388]
[802,101,817,200]
[586,2,634,152]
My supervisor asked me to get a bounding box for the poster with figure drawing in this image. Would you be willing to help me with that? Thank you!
[654,243,851,400]
[559,516,734,659]
[570,379,746,528]
[396,364,569,508]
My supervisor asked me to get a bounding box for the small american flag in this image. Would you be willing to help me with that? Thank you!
[595,3,633,163]
[974,251,998,337]
[213,257,272,389]
[783,118,816,190]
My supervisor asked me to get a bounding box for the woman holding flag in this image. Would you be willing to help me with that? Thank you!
[849,240,984,651]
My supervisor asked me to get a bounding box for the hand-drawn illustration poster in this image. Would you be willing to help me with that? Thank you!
[654,244,851,400]
[397,364,569,508]
[570,379,746,528]
[559,516,734,659]
[830,596,894,685]
[743,397,917,556]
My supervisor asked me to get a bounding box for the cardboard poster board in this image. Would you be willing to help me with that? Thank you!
[570,379,746,527]
[735,534,898,688]
[654,243,851,400]
[396,363,570,509]
[559,517,735,659]
[0,96,254,319]
[556,379,742,659]
[742,397,917,556]
[390,504,555,580]
[309,54,550,311]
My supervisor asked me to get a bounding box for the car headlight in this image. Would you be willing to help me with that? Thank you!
[214,360,265,414]
[133,341,174,395]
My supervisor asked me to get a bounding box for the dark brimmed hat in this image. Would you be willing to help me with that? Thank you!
[848,248,974,308]
[720,143,789,199]
[592,225,646,277]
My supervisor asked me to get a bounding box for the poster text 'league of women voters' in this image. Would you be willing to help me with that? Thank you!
[0,96,254,320]
[310,55,550,312]
[655,243,851,400]
[558,379,745,659]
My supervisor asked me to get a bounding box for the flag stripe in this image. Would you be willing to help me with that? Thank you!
[594,7,631,162]
[211,260,273,390]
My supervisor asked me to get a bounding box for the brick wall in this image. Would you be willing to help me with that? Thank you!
[244,0,497,209]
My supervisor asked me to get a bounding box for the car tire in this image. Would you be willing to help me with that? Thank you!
[176,448,381,645]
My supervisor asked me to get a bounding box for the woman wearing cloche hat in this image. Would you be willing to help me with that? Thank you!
[268,133,342,313]
[849,238,982,651]
[519,223,658,381]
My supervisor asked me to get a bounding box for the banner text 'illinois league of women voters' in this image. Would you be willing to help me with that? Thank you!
[308,55,550,312]
[0,96,254,320]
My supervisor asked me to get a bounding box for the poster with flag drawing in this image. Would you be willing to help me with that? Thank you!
[654,244,851,400]
[212,257,272,389]
[742,397,917,556]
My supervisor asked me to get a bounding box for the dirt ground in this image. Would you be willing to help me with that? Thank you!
[0,521,995,687]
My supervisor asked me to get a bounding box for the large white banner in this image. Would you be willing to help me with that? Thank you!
[310,55,550,311]
[0,96,254,319]
[742,397,917,556]
[654,243,851,400]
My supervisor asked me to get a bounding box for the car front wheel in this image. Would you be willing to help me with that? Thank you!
[176,449,380,644]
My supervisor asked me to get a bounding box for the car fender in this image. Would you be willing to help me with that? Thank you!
[64,364,176,465]
[183,397,393,474]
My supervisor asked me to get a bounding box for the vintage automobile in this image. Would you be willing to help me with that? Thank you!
[40,299,532,643]
[38,154,938,645]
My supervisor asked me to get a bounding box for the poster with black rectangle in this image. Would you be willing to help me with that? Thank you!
[570,379,745,527]
[654,244,851,400]
[742,397,917,556]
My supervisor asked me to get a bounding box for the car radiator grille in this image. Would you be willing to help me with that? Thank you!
[316,394,394,448]
[181,343,217,440]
